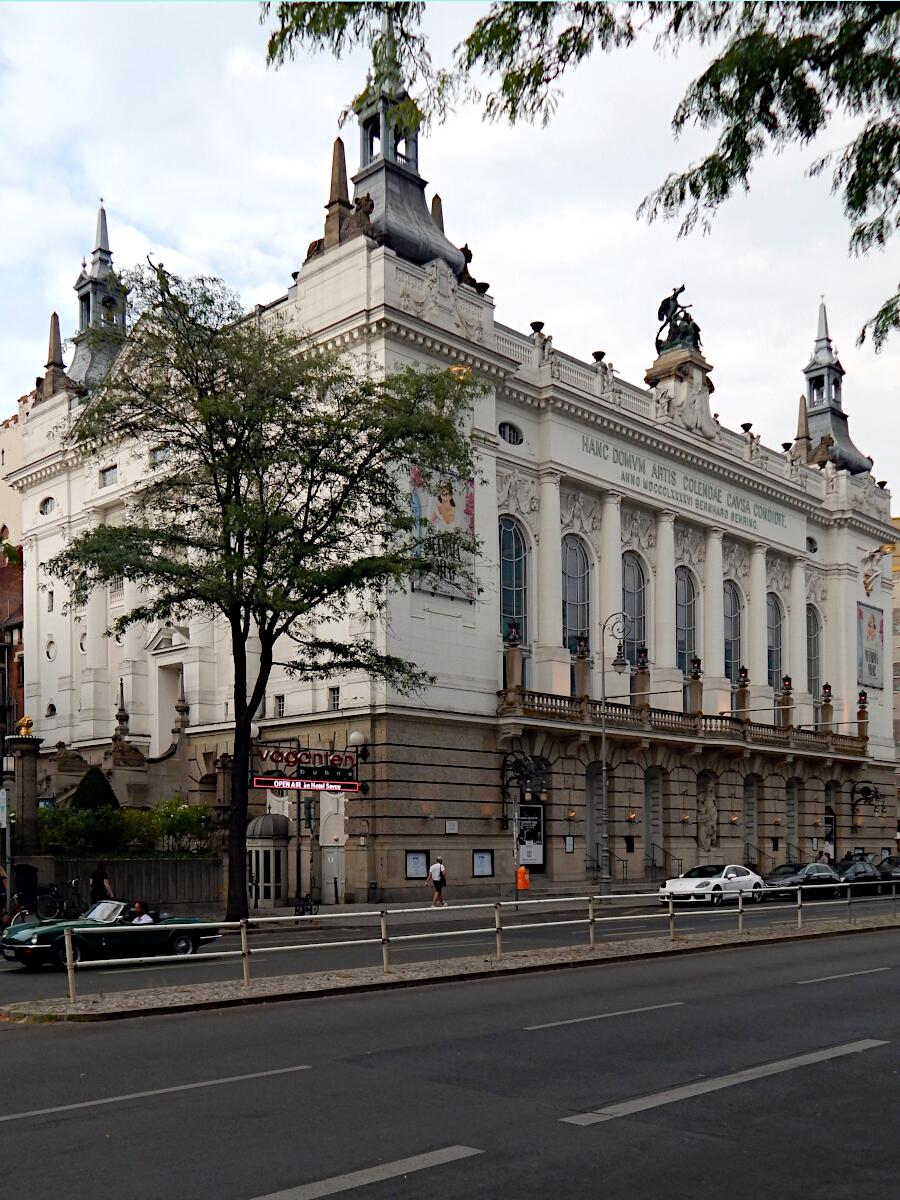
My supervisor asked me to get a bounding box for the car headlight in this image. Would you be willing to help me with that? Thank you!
[30,935,39,944]
[694,881,710,889]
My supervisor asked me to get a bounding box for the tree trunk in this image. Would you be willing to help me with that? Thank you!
[226,622,251,921]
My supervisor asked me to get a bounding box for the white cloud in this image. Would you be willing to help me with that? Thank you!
[0,2,896,490]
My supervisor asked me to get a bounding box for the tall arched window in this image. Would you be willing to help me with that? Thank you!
[806,605,821,701]
[622,551,646,664]
[561,535,590,655]
[675,566,696,675]
[766,593,784,690]
[499,517,528,643]
[723,581,742,684]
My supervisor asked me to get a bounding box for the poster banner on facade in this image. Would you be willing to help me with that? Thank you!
[411,467,475,600]
[518,803,544,866]
[857,603,884,688]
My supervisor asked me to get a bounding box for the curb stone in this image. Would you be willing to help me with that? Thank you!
[3,916,897,1024]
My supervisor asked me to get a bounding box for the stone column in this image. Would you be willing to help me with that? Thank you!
[21,537,40,722]
[598,492,627,699]
[80,542,111,740]
[703,528,729,714]
[7,735,43,854]
[121,577,149,742]
[748,543,771,707]
[185,611,217,727]
[534,471,570,694]
[788,556,811,727]
[653,510,681,710]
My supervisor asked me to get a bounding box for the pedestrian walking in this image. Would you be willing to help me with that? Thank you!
[428,857,447,907]
[89,861,114,903]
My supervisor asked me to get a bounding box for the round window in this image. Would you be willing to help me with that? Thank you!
[498,421,524,446]
[79,632,87,654]
[45,703,57,718]
[39,497,56,516]
[45,639,57,661]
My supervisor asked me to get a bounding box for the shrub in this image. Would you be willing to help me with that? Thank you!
[156,797,215,853]
[121,807,160,852]
[69,766,120,811]
[37,805,125,855]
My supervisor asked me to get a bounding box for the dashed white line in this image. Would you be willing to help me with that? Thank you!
[525,1001,684,1031]
[250,1145,484,1199]
[796,967,890,986]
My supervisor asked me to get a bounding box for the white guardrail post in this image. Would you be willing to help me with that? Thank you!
[588,895,596,949]
[894,881,897,921]
[737,889,744,935]
[847,883,853,924]
[668,894,675,941]
[494,903,503,960]
[796,885,803,929]
[64,926,77,1002]
[240,918,251,986]
[380,910,390,973]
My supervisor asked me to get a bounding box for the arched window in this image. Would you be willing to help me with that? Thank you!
[622,551,646,665]
[675,566,696,675]
[499,516,528,643]
[561,535,590,655]
[806,605,821,701]
[723,581,742,684]
[766,593,784,690]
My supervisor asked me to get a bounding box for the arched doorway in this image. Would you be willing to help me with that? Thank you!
[246,814,289,908]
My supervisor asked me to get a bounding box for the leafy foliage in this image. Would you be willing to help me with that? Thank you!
[155,797,215,853]
[47,263,481,916]
[38,806,125,855]
[36,799,215,856]
[263,1,900,347]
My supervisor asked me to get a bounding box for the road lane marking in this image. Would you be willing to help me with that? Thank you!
[796,967,890,985]
[561,1039,887,1126]
[250,1145,483,1199]
[525,1001,684,1031]
[0,1064,312,1124]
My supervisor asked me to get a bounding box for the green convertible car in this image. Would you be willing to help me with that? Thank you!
[1,900,220,970]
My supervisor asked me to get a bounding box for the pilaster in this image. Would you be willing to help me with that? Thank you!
[533,470,570,693]
[702,528,730,714]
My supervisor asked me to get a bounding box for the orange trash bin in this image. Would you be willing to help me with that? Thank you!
[516,865,530,891]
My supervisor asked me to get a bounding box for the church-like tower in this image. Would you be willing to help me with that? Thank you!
[801,299,871,474]
[69,203,127,388]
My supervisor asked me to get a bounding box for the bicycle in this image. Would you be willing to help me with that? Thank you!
[36,878,85,920]
[294,878,319,916]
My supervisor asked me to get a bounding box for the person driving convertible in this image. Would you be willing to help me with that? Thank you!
[131,900,153,925]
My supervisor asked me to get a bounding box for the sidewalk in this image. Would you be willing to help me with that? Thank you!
[5,914,897,1023]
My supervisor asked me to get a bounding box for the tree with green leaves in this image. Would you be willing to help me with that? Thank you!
[263,1,900,349]
[47,263,480,919]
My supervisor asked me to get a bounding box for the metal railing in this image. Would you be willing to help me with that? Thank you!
[53,880,900,1003]
[645,844,682,881]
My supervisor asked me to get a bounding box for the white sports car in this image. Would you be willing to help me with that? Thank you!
[658,864,766,905]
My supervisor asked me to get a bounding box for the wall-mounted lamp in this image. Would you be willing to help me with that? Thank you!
[729,814,740,825]
[566,808,577,821]
[772,815,782,826]
[813,816,822,827]
[626,811,637,823]
[681,812,690,824]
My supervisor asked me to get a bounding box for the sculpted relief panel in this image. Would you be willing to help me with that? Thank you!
[497,468,539,535]
[674,522,705,568]
[722,539,749,583]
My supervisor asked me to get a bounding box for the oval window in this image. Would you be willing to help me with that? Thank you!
[45,703,57,718]
[499,421,524,446]
[79,632,87,654]
[45,639,57,661]
[39,497,56,516]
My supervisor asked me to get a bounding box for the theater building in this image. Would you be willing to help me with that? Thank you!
[10,63,896,901]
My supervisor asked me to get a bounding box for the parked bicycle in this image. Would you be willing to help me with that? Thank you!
[36,878,85,920]
[294,878,319,917]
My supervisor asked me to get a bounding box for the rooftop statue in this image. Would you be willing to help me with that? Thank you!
[655,284,703,356]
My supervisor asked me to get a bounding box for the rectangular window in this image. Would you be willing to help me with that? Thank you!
[47,590,53,613]
[472,850,494,877]
[274,694,285,718]
[328,686,340,711]
[406,850,430,879]
[99,465,118,488]
[149,446,172,469]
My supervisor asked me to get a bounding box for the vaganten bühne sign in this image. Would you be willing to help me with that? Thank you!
[572,429,802,548]
[251,747,360,793]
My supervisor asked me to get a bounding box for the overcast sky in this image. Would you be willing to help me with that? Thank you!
[1,2,897,490]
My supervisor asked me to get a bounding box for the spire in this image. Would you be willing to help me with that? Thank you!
[95,201,110,255]
[70,203,126,388]
[431,194,444,233]
[323,137,354,250]
[816,295,830,345]
[46,312,64,369]
[792,394,810,462]
[801,300,870,474]
[114,676,129,738]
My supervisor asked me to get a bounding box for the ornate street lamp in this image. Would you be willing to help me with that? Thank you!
[598,612,631,891]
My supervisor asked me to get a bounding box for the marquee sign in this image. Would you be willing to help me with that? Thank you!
[251,776,361,793]
[251,745,361,792]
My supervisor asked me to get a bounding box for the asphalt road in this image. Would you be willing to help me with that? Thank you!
[2,892,897,1001]
[2,927,898,1200]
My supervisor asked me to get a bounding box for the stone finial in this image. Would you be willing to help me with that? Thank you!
[792,395,810,462]
[41,312,71,401]
[115,677,129,737]
[173,668,190,734]
[431,193,444,233]
[322,138,356,250]
[46,312,64,369]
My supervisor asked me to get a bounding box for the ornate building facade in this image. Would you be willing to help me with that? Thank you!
[9,67,897,901]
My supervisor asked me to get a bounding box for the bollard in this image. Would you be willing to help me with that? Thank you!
[494,903,503,960]
[668,894,675,941]
[64,926,77,1002]
[847,883,852,924]
[737,888,744,935]
[380,910,390,973]
[240,918,251,986]
[796,885,803,930]
[894,881,897,922]
[588,895,596,949]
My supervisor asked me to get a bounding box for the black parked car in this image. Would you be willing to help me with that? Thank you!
[837,860,886,896]
[878,854,900,883]
[763,862,842,899]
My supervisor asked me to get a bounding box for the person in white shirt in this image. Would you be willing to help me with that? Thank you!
[131,900,153,925]
[428,858,447,907]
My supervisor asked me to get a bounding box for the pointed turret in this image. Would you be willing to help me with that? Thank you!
[323,137,353,249]
[46,312,64,369]
[431,194,444,233]
[801,299,870,474]
[39,311,72,401]
[69,203,127,388]
[95,202,110,255]
[791,395,810,463]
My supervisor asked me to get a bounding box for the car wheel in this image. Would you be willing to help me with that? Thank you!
[751,885,763,903]
[710,888,723,906]
[55,938,81,970]
[171,934,195,957]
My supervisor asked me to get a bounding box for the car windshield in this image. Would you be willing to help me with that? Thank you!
[681,866,724,878]
[85,901,121,923]
[768,864,801,876]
